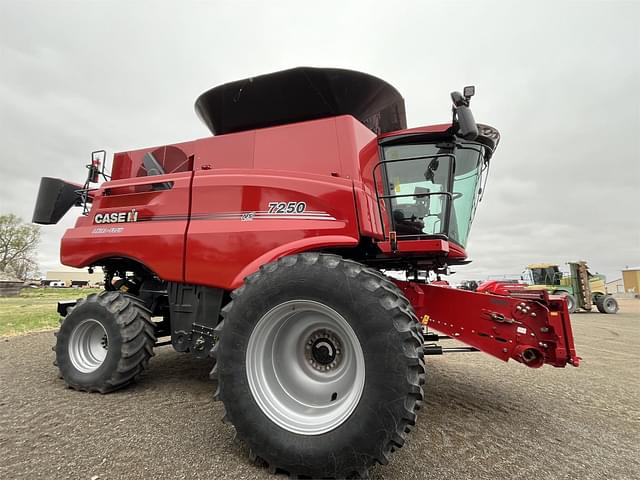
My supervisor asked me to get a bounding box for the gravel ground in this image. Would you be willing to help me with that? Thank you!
[1,299,638,480]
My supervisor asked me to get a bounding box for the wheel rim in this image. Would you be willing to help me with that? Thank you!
[68,319,109,373]
[246,300,365,435]
[604,297,617,312]
[562,293,574,310]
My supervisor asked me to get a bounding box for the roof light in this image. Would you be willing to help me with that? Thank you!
[463,86,475,99]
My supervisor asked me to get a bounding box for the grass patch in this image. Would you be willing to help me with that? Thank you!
[0,287,102,336]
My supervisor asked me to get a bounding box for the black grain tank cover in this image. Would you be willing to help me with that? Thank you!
[195,67,407,136]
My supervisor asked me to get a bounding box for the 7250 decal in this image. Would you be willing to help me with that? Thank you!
[267,202,307,214]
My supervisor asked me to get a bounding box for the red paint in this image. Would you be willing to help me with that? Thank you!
[476,280,527,295]
[185,169,360,289]
[62,171,192,282]
[395,281,580,368]
[62,116,469,285]
[377,123,452,140]
[447,242,468,259]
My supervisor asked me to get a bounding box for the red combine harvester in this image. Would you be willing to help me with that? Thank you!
[33,67,579,478]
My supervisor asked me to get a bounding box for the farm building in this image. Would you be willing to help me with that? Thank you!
[622,267,640,294]
[606,278,625,294]
[0,271,23,297]
[45,268,104,287]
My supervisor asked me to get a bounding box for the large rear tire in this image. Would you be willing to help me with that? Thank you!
[596,294,619,314]
[556,291,577,313]
[211,253,425,478]
[54,291,156,393]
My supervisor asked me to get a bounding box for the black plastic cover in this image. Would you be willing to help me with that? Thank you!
[57,300,77,317]
[195,67,407,136]
[167,282,224,359]
[32,177,79,225]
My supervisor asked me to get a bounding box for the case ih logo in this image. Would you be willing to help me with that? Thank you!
[94,209,139,224]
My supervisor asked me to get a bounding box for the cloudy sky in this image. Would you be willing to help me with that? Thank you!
[1,0,638,282]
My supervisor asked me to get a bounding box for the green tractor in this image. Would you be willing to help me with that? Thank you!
[521,261,619,314]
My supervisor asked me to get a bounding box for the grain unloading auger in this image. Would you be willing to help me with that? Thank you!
[33,67,579,478]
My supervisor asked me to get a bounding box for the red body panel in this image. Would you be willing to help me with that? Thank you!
[476,280,526,295]
[61,172,192,282]
[62,116,377,288]
[61,115,486,286]
[185,170,359,289]
[377,123,451,140]
[378,239,449,254]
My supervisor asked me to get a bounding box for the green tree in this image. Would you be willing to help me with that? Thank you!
[0,214,41,280]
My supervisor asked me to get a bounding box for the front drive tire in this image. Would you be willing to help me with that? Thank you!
[54,291,156,393]
[557,291,577,313]
[211,253,425,478]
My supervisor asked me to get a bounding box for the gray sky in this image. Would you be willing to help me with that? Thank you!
[1,0,638,281]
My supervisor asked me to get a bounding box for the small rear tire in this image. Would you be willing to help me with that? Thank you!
[596,294,619,314]
[54,291,156,393]
[211,253,425,478]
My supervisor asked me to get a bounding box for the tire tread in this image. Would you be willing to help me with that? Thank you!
[215,253,425,478]
[54,290,156,393]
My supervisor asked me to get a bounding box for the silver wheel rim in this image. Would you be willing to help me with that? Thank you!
[68,319,109,373]
[246,300,365,435]
[562,293,574,310]
[604,297,616,311]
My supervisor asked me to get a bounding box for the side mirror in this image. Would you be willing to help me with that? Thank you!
[89,150,107,183]
[451,88,478,140]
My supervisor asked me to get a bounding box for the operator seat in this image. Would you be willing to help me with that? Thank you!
[392,209,424,236]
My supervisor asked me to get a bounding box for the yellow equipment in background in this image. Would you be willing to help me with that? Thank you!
[521,261,618,314]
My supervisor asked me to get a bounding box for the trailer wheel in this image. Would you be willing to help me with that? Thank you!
[54,291,156,393]
[557,291,577,313]
[596,294,619,314]
[211,253,425,478]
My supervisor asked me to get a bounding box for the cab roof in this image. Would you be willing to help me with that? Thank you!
[527,263,560,269]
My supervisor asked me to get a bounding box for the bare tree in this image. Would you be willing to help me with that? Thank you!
[0,214,41,280]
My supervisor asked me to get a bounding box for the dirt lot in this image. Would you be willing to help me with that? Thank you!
[1,299,638,479]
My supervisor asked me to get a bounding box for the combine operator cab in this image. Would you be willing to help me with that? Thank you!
[379,141,486,245]
[364,87,500,273]
[523,264,563,286]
